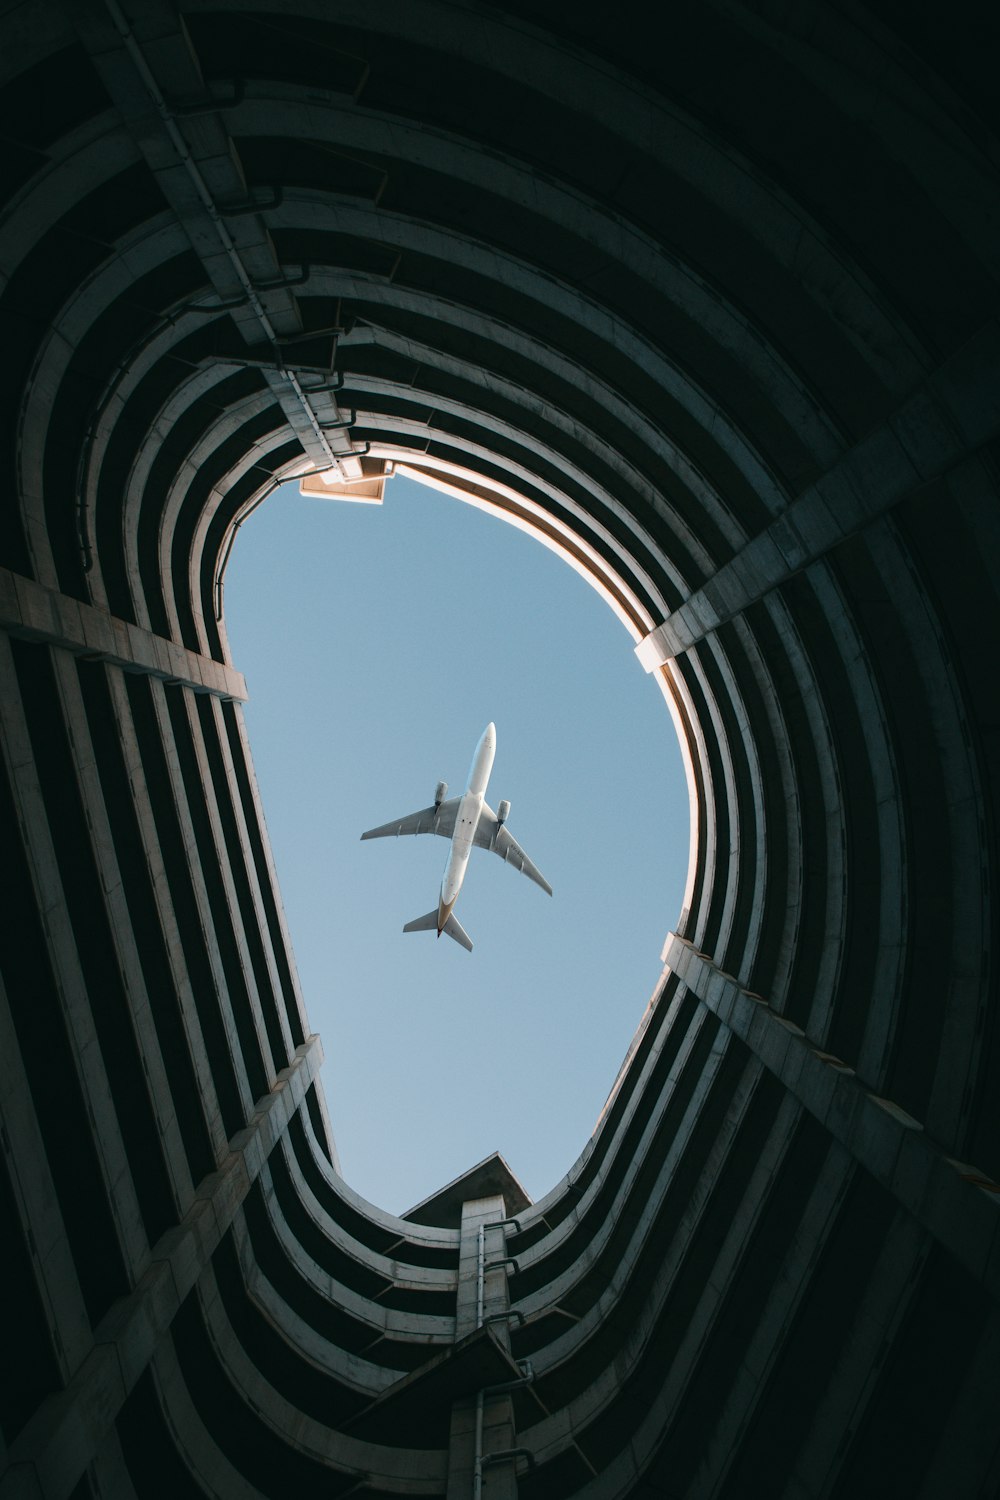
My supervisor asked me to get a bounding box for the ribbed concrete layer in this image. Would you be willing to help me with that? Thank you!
[1,2,998,1497]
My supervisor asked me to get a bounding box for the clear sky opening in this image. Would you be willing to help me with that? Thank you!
[224,473,690,1215]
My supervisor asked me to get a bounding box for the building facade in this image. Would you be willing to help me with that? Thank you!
[1,2,999,1496]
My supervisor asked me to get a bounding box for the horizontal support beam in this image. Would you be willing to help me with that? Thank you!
[0,1036,323,1500]
[664,934,1000,1302]
[0,567,247,703]
[638,318,1000,666]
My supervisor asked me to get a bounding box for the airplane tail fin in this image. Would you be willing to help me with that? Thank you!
[402,909,473,952]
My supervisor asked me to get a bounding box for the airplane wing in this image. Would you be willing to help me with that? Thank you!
[361,798,460,841]
[474,803,553,895]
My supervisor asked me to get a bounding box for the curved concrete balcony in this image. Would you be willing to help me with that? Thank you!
[1,3,998,1497]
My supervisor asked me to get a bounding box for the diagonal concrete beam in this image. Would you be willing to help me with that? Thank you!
[0,1036,323,1500]
[73,0,362,480]
[0,566,247,702]
[637,320,1000,666]
[664,934,1000,1303]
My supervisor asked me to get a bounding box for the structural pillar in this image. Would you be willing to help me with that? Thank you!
[446,1195,518,1500]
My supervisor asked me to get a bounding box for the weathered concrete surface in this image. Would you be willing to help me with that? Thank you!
[1,1,998,1496]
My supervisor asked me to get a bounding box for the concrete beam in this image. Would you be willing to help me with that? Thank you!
[71,0,363,481]
[637,320,1000,666]
[0,567,247,702]
[0,1036,323,1500]
[664,935,1000,1302]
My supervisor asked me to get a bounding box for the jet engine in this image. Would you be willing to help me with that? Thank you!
[434,781,448,809]
[497,799,511,825]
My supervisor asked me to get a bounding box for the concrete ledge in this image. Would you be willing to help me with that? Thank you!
[0,1037,322,1500]
[0,567,247,703]
[665,935,1000,1302]
[635,321,1000,665]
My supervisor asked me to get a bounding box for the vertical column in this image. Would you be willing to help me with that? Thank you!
[447,1195,518,1500]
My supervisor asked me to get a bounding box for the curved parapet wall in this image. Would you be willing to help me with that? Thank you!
[1,3,998,1496]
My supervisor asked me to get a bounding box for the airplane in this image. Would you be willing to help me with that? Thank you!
[360,723,552,951]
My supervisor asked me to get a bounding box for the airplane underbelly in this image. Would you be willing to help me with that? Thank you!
[440,793,482,903]
[442,845,470,904]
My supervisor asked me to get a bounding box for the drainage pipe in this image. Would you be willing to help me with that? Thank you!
[475,1217,522,1332]
[102,0,352,476]
[472,1215,523,1497]
[472,1363,534,1500]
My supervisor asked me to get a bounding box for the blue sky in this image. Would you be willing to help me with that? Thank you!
[224,474,689,1215]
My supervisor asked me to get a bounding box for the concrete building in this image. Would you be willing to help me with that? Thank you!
[1,2,998,1496]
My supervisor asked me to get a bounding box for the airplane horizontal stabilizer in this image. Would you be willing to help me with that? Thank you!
[402,910,439,934]
[443,912,473,952]
[401,909,473,951]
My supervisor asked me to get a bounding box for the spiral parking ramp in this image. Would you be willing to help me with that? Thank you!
[1,3,999,1496]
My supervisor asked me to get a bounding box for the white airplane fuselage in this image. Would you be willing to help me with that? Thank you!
[361,720,551,950]
[437,722,496,932]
